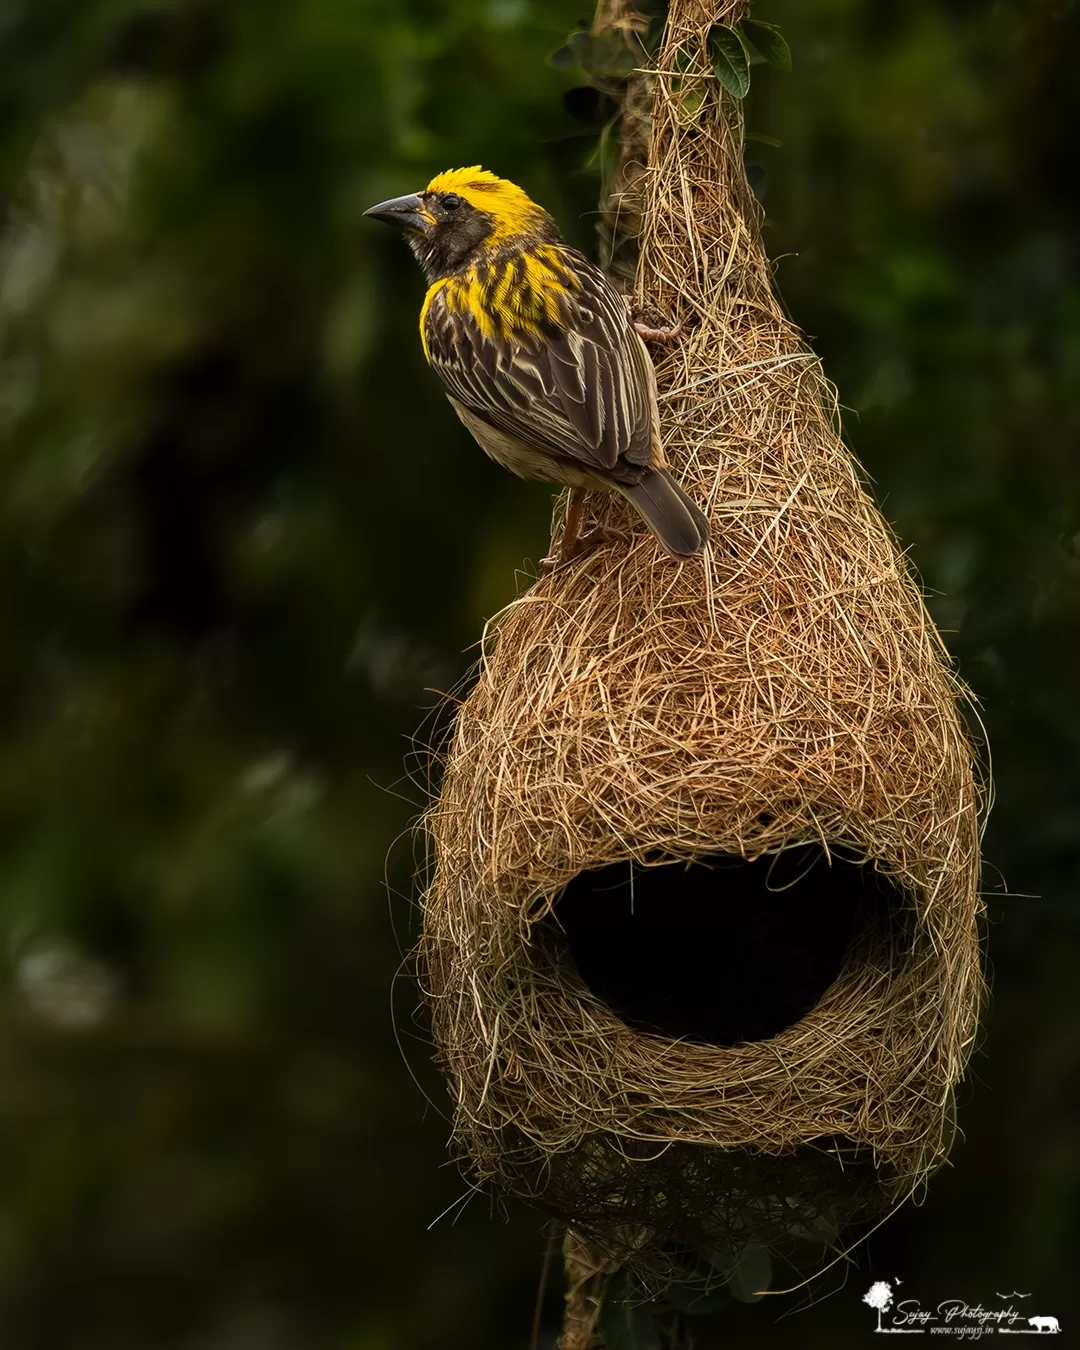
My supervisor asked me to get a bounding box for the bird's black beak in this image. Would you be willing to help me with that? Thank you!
[363,192,431,234]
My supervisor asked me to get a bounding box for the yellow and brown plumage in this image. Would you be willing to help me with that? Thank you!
[364,167,708,564]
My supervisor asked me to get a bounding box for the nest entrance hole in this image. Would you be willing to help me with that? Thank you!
[546,846,903,1047]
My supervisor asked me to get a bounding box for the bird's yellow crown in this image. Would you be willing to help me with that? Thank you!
[425,166,546,242]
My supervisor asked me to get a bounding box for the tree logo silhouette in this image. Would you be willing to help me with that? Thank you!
[864,1281,895,1333]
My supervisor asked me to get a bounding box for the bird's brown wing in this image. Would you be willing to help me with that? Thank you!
[424,250,659,481]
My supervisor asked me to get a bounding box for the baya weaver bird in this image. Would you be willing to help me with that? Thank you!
[364,167,709,568]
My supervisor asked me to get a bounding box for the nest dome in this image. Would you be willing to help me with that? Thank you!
[420,0,984,1285]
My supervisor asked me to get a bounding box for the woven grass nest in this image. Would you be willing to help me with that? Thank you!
[420,0,985,1286]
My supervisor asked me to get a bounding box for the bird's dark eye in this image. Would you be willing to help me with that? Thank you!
[441,193,464,211]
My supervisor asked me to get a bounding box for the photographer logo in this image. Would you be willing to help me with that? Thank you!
[862,1282,1060,1336]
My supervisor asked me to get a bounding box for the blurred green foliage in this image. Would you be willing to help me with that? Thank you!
[0,0,1077,1346]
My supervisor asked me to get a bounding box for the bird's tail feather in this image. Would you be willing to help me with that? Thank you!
[618,468,709,558]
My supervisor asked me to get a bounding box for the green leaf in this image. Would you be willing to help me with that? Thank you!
[745,131,782,147]
[726,1244,772,1304]
[547,28,592,69]
[665,1279,732,1316]
[740,20,792,71]
[784,1202,840,1244]
[587,32,637,78]
[708,24,751,99]
[643,16,666,53]
[597,119,621,205]
[567,29,594,66]
[599,1273,662,1350]
[671,42,692,74]
[562,86,617,125]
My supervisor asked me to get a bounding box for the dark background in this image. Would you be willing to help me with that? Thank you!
[0,1,1077,1346]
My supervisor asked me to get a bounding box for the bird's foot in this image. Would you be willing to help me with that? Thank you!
[633,317,684,344]
[540,525,630,574]
[626,296,685,344]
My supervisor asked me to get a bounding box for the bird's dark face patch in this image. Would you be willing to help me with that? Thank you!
[409,192,496,282]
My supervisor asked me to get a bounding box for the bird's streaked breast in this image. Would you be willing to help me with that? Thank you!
[421,243,580,353]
